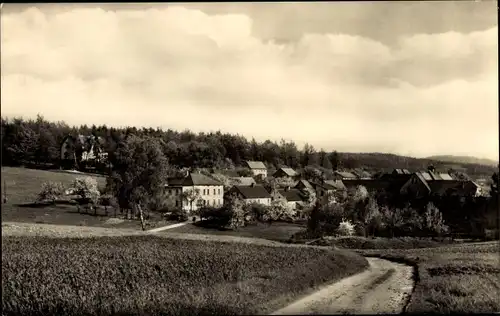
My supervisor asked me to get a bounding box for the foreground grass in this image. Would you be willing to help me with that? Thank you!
[358,241,500,313]
[2,235,369,316]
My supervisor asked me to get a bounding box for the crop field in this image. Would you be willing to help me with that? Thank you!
[2,235,369,316]
[358,241,500,313]
[1,167,146,230]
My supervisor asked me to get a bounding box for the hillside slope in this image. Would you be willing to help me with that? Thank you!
[425,155,498,167]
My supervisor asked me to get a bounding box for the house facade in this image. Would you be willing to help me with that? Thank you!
[245,161,268,178]
[165,173,224,212]
[228,184,272,206]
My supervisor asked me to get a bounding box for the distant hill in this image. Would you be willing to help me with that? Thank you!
[340,152,497,179]
[425,155,498,167]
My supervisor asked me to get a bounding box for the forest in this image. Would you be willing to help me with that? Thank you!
[1,114,497,179]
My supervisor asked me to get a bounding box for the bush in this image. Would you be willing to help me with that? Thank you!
[36,182,65,204]
[73,177,100,205]
[337,219,356,236]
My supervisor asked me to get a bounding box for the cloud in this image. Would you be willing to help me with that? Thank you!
[1,6,498,161]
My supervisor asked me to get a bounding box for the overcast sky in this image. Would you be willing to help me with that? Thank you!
[1,2,498,160]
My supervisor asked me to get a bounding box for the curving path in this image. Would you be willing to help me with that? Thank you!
[272,257,414,315]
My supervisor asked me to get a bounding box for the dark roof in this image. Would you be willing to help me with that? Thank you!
[278,188,306,202]
[295,180,314,191]
[378,173,413,192]
[167,173,222,186]
[274,167,299,177]
[428,180,463,195]
[245,161,267,170]
[428,180,478,196]
[232,185,271,199]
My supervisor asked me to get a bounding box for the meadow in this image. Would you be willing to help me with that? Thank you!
[170,220,306,242]
[2,235,369,316]
[358,241,500,313]
[1,167,150,230]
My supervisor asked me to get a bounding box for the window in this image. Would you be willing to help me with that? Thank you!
[218,188,221,195]
[213,189,216,195]
[175,200,179,207]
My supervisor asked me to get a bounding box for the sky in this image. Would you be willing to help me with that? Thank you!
[1,2,498,161]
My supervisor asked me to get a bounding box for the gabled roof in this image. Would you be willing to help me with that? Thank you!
[278,188,306,202]
[334,171,358,179]
[167,173,222,186]
[438,173,454,181]
[231,177,256,186]
[353,169,372,178]
[246,161,267,170]
[232,185,271,199]
[274,167,299,177]
[419,172,433,181]
[413,172,432,192]
[321,180,347,191]
[428,180,462,195]
[295,180,314,191]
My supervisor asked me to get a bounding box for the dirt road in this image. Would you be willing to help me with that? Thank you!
[272,257,414,315]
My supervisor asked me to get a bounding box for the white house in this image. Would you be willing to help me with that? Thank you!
[245,161,268,178]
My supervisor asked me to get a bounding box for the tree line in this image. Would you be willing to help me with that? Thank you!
[1,114,497,179]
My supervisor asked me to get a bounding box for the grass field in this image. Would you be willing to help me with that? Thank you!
[2,235,369,315]
[1,167,167,230]
[358,241,500,313]
[170,221,306,242]
[304,236,459,249]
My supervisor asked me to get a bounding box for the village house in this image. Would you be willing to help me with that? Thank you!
[228,183,272,206]
[312,179,347,202]
[165,172,224,212]
[277,187,307,210]
[332,171,358,181]
[273,167,300,180]
[245,161,268,178]
[295,179,315,194]
[60,134,108,169]
[352,169,373,179]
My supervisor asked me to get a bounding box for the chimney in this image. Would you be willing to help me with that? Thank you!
[285,186,290,192]
[185,170,189,177]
